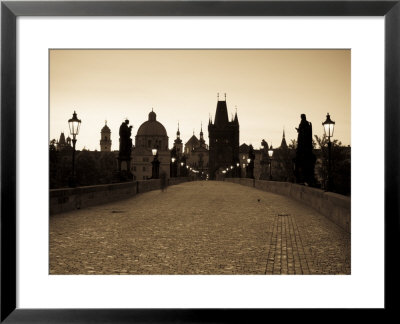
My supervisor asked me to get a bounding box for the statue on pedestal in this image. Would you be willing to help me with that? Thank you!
[117,119,133,181]
[294,114,316,185]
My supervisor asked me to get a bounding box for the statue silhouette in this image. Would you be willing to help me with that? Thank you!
[117,119,133,180]
[119,119,132,160]
[294,114,316,185]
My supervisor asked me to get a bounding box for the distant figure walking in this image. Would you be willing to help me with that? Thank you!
[160,171,167,192]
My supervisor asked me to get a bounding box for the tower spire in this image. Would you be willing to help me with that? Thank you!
[280,127,288,149]
[234,106,239,125]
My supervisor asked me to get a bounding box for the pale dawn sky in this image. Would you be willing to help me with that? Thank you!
[50,49,350,151]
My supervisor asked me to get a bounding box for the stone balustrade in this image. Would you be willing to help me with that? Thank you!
[50,177,191,215]
[224,178,350,233]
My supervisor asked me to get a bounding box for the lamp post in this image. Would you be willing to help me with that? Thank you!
[247,158,254,179]
[322,113,335,191]
[268,144,274,180]
[171,157,176,178]
[180,162,184,177]
[68,111,81,187]
[151,148,160,179]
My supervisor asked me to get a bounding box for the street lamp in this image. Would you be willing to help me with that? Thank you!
[68,111,81,187]
[151,147,160,179]
[171,157,176,178]
[268,145,274,180]
[180,161,184,177]
[322,113,335,191]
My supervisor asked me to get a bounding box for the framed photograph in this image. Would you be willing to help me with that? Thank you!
[1,0,399,322]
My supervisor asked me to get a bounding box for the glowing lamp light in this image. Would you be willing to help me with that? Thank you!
[268,145,274,158]
[152,148,157,156]
[171,157,176,163]
[68,111,81,136]
[322,113,335,138]
[247,158,251,164]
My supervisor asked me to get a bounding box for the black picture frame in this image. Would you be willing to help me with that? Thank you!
[1,0,399,322]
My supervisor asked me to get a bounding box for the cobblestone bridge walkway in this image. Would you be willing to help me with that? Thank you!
[50,181,350,275]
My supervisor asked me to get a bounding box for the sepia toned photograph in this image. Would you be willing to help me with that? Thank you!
[49,49,351,275]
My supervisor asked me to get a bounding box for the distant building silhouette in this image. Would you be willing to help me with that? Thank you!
[185,132,200,155]
[173,123,183,155]
[280,128,288,150]
[100,121,112,152]
[208,96,239,179]
[185,124,209,177]
[132,109,170,180]
[56,132,72,152]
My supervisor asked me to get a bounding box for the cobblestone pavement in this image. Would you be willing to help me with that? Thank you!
[50,181,350,275]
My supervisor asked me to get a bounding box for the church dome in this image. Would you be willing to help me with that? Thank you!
[136,110,167,137]
[101,123,111,133]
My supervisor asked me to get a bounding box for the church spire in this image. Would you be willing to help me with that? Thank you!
[174,122,182,146]
[280,127,288,149]
[200,122,205,147]
[234,106,239,125]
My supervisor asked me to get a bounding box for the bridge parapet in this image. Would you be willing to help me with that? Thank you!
[225,178,350,233]
[50,177,191,215]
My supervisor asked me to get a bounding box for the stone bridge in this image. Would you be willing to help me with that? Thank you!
[50,181,350,275]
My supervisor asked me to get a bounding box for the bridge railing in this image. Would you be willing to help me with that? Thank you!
[50,177,191,215]
[224,178,350,233]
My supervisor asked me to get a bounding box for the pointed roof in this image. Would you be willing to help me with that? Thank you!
[185,134,200,147]
[280,128,288,149]
[239,143,249,153]
[234,106,239,125]
[59,132,66,145]
[214,100,229,127]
